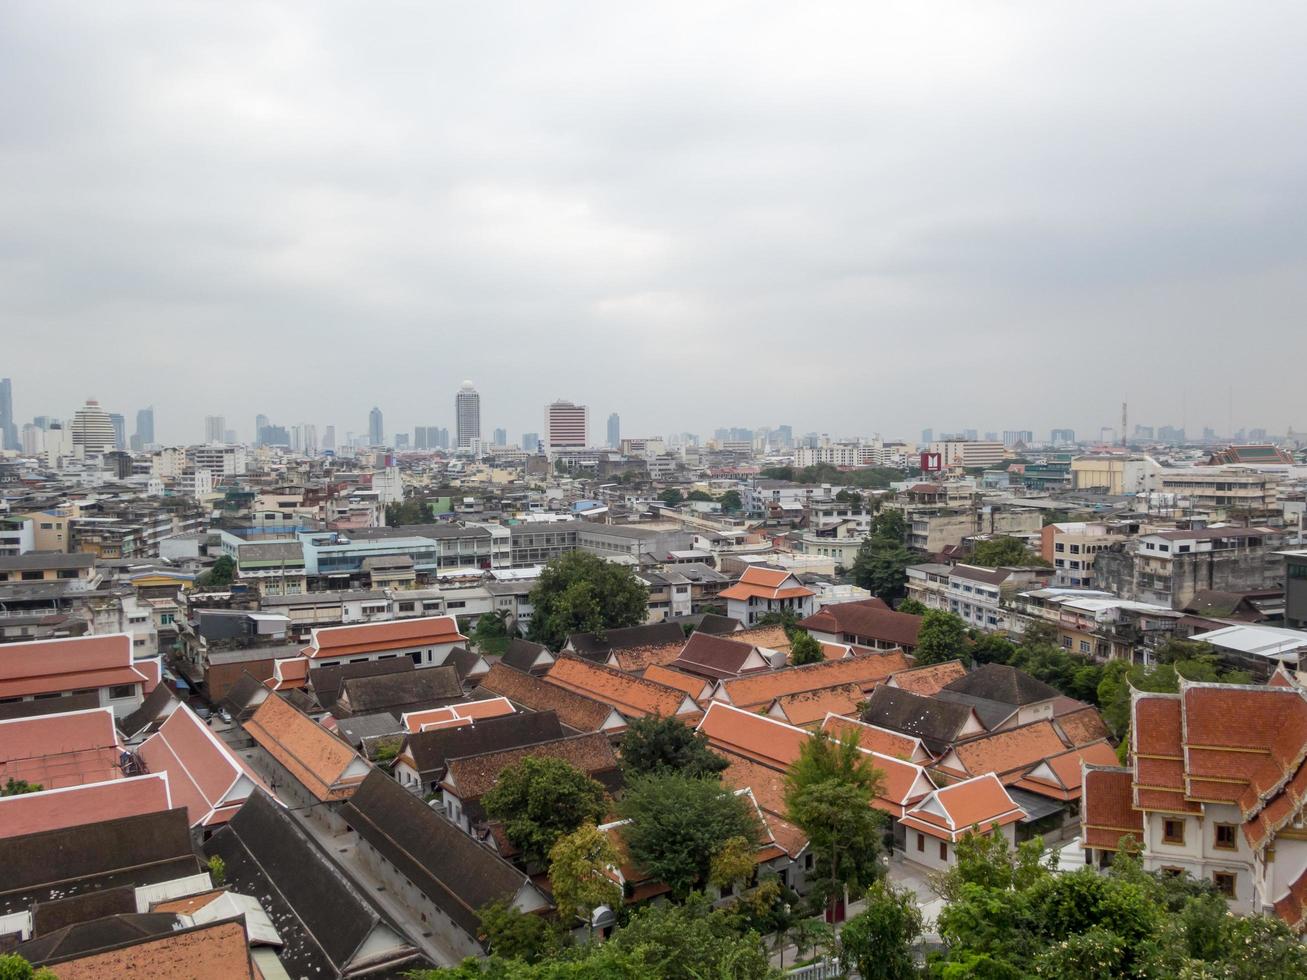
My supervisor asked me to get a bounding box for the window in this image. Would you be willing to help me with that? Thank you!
[917,833,925,852]
[939,840,948,861]
[1163,819,1185,845]
[1080,641,1091,654]
[804,853,815,870]
[1213,872,1236,897]
[1070,544,1081,554]
[1055,543,1065,553]
[1214,824,1237,850]
[1061,637,1072,649]
[108,684,135,700]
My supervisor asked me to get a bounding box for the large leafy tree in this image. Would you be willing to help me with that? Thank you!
[476,901,558,964]
[548,824,622,935]
[482,757,609,866]
[969,535,1049,568]
[719,489,743,513]
[913,609,970,667]
[788,629,825,666]
[619,715,728,781]
[849,510,917,602]
[526,551,649,650]
[1097,650,1251,741]
[617,774,761,899]
[838,879,923,980]
[783,731,886,913]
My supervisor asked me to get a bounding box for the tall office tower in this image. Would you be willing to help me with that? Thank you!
[545,400,588,452]
[71,399,117,454]
[493,427,507,446]
[1002,430,1033,447]
[135,407,155,447]
[395,433,410,449]
[1050,428,1076,445]
[368,407,384,446]
[290,425,303,452]
[21,423,44,455]
[33,416,52,430]
[522,432,540,452]
[204,416,226,443]
[775,425,793,450]
[920,429,934,444]
[963,429,978,441]
[455,382,480,448]
[303,424,317,454]
[254,414,269,445]
[607,413,620,448]
[107,413,126,450]
[414,427,428,450]
[0,378,16,450]
[323,425,336,451]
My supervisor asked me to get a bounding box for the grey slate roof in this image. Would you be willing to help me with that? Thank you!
[445,645,488,683]
[310,657,415,712]
[940,663,1060,707]
[337,665,463,717]
[566,621,686,661]
[117,683,178,739]
[335,712,406,749]
[402,710,564,783]
[340,771,539,939]
[860,685,979,755]
[499,638,554,675]
[0,552,96,571]
[16,912,184,966]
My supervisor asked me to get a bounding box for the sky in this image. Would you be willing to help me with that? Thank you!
[3,2,1307,446]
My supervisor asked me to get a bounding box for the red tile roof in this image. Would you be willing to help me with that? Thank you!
[820,714,928,763]
[767,683,863,728]
[0,707,122,789]
[545,656,698,719]
[1081,765,1143,851]
[479,662,620,733]
[715,650,911,709]
[900,773,1025,842]
[888,660,967,696]
[0,634,152,699]
[49,918,257,980]
[696,702,810,769]
[933,720,1070,783]
[799,600,923,649]
[244,694,368,801]
[1013,740,1120,800]
[307,615,465,659]
[1055,706,1112,747]
[0,773,172,839]
[718,566,815,602]
[402,697,516,733]
[266,656,309,691]
[642,665,713,701]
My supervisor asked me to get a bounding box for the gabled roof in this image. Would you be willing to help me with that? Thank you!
[244,694,369,802]
[19,916,257,979]
[715,650,911,709]
[941,663,1060,707]
[136,702,270,827]
[1014,741,1120,800]
[442,732,621,808]
[689,613,743,635]
[337,665,463,716]
[0,706,122,789]
[901,773,1025,842]
[608,640,687,674]
[860,685,984,755]
[341,770,542,939]
[499,638,555,675]
[118,683,179,740]
[696,702,811,769]
[309,657,414,712]
[933,720,1070,783]
[403,696,516,733]
[544,656,698,720]
[820,713,930,764]
[1055,706,1112,747]
[0,773,173,840]
[204,790,420,978]
[266,656,308,692]
[672,632,767,680]
[887,660,968,696]
[0,807,197,916]
[767,683,863,728]
[718,566,815,602]
[222,672,270,722]
[445,645,490,683]
[1080,765,1143,851]
[478,662,621,734]
[565,621,687,661]
[642,664,714,701]
[307,615,465,659]
[401,710,565,780]
[798,600,923,649]
[0,634,154,699]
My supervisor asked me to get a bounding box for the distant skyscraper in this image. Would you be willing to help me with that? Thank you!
[920,428,933,444]
[455,381,480,448]
[71,399,117,454]
[0,378,16,450]
[20,423,43,455]
[775,425,793,450]
[204,415,225,443]
[108,413,126,450]
[607,413,620,448]
[135,407,155,448]
[323,425,336,451]
[1002,430,1033,447]
[368,407,384,446]
[304,424,318,454]
[963,429,978,441]
[1050,428,1076,445]
[493,427,507,446]
[395,433,410,449]
[522,432,540,453]
[545,400,588,452]
[224,429,237,445]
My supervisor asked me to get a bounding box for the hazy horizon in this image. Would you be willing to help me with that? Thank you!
[4,2,1306,444]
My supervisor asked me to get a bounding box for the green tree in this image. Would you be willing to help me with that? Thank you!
[617,774,761,900]
[477,900,557,963]
[720,490,743,513]
[0,955,57,980]
[483,756,609,866]
[619,715,728,781]
[969,536,1049,568]
[897,598,927,615]
[708,835,757,893]
[198,554,236,589]
[385,496,431,526]
[788,629,825,666]
[1,778,42,797]
[914,610,969,667]
[849,510,917,602]
[474,609,513,655]
[207,854,226,886]
[783,731,886,913]
[686,490,715,502]
[838,879,923,980]
[526,552,649,650]
[549,824,623,935]
[1096,652,1251,741]
[658,488,684,506]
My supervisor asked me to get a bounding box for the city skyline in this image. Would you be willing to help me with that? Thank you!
[4,5,1306,445]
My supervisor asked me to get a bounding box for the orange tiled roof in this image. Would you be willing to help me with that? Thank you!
[403,697,516,733]
[820,714,928,763]
[934,720,1070,783]
[1055,706,1112,747]
[718,566,815,602]
[0,634,153,699]
[642,665,714,701]
[244,693,367,802]
[888,660,967,696]
[900,773,1025,842]
[49,918,257,980]
[1081,765,1143,851]
[697,702,810,769]
[266,656,309,691]
[1013,740,1120,801]
[307,615,465,659]
[0,773,172,840]
[545,656,697,719]
[768,683,863,728]
[716,650,911,709]
[609,642,686,674]
[0,707,122,789]
[479,662,618,733]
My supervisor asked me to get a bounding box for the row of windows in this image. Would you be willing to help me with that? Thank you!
[1162,818,1239,851]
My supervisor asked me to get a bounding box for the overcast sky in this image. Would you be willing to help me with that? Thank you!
[3,2,1306,446]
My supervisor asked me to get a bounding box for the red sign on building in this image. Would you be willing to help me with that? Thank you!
[919,452,942,473]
